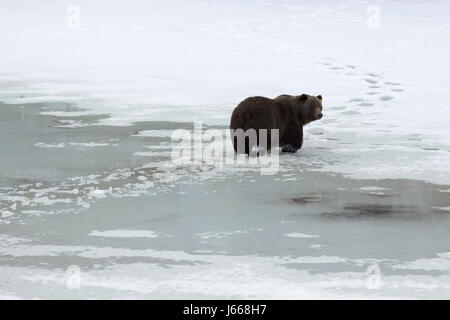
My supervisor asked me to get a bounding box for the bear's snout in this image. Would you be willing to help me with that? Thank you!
[316,113,323,120]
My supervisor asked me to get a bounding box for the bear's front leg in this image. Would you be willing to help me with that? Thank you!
[280,124,303,153]
[281,144,298,153]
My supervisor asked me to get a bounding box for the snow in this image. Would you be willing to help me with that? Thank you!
[1,0,448,183]
[1,0,450,300]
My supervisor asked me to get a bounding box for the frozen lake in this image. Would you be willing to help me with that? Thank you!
[0,0,449,299]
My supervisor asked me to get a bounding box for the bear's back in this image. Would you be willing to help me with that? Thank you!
[230,96,281,130]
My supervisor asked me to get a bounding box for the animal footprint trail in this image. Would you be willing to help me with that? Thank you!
[364,78,379,85]
[319,58,406,111]
[384,81,405,93]
[316,57,409,142]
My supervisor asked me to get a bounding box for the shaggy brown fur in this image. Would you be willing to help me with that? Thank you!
[230,93,323,155]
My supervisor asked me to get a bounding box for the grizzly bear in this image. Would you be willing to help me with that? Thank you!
[230,93,323,155]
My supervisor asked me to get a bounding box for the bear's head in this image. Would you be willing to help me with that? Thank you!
[295,94,323,125]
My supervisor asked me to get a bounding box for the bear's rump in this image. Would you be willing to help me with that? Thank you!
[230,102,280,155]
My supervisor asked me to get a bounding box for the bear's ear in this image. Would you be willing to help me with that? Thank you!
[317,95,322,102]
[299,94,308,102]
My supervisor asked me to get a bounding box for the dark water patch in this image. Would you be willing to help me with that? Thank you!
[323,204,418,218]
[290,196,325,204]
[422,148,440,151]
[391,88,404,92]
[385,81,401,86]
[380,96,394,101]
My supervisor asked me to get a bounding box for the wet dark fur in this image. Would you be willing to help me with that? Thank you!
[230,94,323,155]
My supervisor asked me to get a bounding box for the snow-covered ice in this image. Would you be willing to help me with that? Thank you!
[0,0,449,299]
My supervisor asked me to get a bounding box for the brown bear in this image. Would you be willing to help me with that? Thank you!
[230,93,323,155]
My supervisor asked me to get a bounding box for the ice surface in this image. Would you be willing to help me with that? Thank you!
[285,233,320,238]
[1,0,449,183]
[1,0,450,299]
[90,230,158,238]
